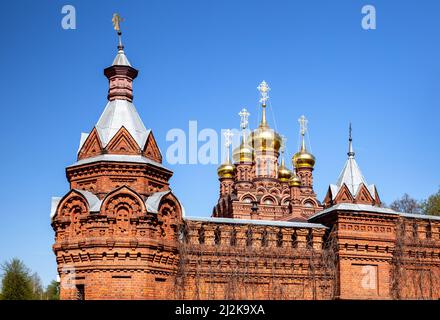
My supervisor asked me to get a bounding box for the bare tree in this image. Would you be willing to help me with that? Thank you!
[390,194,422,214]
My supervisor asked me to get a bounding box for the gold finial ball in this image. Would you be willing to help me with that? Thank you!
[293,150,316,169]
[278,164,292,182]
[233,143,254,163]
[288,174,302,187]
[217,162,236,179]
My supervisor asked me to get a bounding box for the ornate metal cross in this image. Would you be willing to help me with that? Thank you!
[224,129,234,147]
[298,115,308,136]
[238,108,250,130]
[257,80,270,105]
[280,135,287,153]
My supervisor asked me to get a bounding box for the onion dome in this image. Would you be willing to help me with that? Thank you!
[293,115,315,169]
[249,81,282,154]
[278,158,292,182]
[250,125,282,153]
[293,148,315,169]
[217,161,236,179]
[233,108,254,163]
[218,129,236,178]
[233,142,254,163]
[288,172,302,187]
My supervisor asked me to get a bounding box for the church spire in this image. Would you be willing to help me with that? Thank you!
[111,13,131,66]
[323,122,381,207]
[104,13,138,102]
[348,123,355,158]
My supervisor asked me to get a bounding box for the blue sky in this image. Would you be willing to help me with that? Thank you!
[0,0,439,286]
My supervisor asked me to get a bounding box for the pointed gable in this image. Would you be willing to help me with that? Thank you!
[334,183,355,204]
[105,126,141,155]
[142,131,162,163]
[78,128,103,160]
[355,183,375,204]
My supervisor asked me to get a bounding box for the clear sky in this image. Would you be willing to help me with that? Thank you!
[0,0,439,286]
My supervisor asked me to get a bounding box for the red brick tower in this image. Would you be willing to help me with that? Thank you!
[51,27,183,300]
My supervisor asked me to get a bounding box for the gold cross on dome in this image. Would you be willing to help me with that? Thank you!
[298,115,308,136]
[257,80,270,104]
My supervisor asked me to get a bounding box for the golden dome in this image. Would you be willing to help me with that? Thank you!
[278,158,292,182]
[217,162,236,179]
[250,125,282,153]
[288,173,302,187]
[233,142,254,163]
[293,131,315,168]
[293,149,315,168]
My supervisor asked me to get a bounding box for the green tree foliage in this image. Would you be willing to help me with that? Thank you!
[0,258,34,300]
[421,188,440,216]
[45,280,60,300]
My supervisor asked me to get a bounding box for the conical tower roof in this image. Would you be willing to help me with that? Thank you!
[329,124,376,199]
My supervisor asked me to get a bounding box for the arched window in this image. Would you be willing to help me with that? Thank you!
[266,160,271,176]
[242,197,253,203]
[264,198,274,205]
[255,159,261,176]
[303,201,314,208]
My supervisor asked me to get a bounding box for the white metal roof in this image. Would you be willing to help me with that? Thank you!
[68,154,168,170]
[112,49,131,66]
[95,100,150,149]
[399,212,440,221]
[50,197,62,219]
[308,203,440,222]
[74,189,101,212]
[309,203,399,221]
[184,216,327,229]
[331,135,376,200]
[145,191,170,213]
[334,157,376,199]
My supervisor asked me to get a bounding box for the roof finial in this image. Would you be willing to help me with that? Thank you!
[238,108,250,143]
[112,13,124,51]
[280,135,287,164]
[298,115,308,152]
[110,14,131,67]
[223,129,234,164]
[257,81,270,127]
[348,122,355,158]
